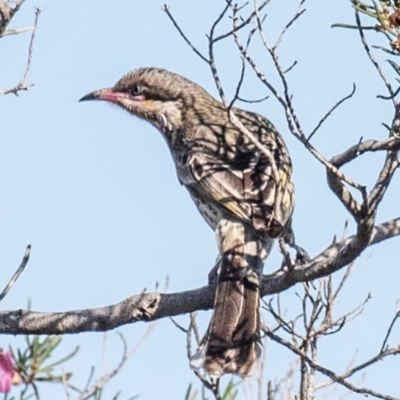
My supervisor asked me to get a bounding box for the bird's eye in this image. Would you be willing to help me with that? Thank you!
[130,85,143,96]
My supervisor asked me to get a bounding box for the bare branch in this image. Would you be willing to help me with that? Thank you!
[0,7,42,96]
[0,245,31,302]
[0,285,216,335]
[0,0,27,36]
[377,84,400,100]
[213,0,270,42]
[273,0,306,50]
[0,215,398,335]
[327,120,400,222]
[327,117,400,221]
[233,11,368,198]
[170,317,188,333]
[228,56,246,110]
[333,262,354,301]
[283,60,297,74]
[263,325,400,400]
[366,149,399,214]
[307,83,356,142]
[341,346,400,382]
[72,324,156,400]
[329,137,400,167]
[237,94,269,103]
[162,5,209,64]
[207,2,230,106]
[2,25,33,36]
[190,312,202,346]
[260,216,400,296]
[355,10,396,106]
[380,311,400,353]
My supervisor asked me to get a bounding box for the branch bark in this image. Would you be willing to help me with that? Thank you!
[0,217,399,335]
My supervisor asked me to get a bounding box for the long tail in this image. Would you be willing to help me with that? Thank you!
[191,218,272,378]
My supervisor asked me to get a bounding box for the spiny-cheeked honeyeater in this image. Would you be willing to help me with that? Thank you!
[80,68,294,378]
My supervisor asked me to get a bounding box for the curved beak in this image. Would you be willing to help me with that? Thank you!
[79,88,120,103]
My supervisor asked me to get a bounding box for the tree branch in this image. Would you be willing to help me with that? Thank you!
[0,7,42,96]
[0,216,399,335]
[0,0,27,36]
[263,325,400,400]
[0,245,31,302]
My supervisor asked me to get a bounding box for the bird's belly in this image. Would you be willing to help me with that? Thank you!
[189,192,223,230]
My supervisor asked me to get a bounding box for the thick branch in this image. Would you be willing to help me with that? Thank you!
[327,115,400,221]
[0,286,215,335]
[0,218,399,335]
[262,212,399,296]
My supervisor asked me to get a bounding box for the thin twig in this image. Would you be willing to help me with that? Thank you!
[61,369,72,400]
[380,311,400,353]
[273,0,306,50]
[170,317,188,333]
[82,367,95,395]
[263,325,400,400]
[307,83,356,142]
[355,10,396,106]
[190,313,202,346]
[283,60,298,74]
[333,263,354,301]
[207,1,231,106]
[73,323,156,400]
[2,25,34,36]
[0,245,31,302]
[234,9,368,196]
[231,4,283,221]
[342,346,400,381]
[377,85,400,100]
[237,94,269,103]
[213,0,270,42]
[228,55,246,110]
[162,5,209,64]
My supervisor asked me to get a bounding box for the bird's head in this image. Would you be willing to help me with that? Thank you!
[80,67,212,134]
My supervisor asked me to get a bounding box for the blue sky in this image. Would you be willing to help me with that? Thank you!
[1,1,399,399]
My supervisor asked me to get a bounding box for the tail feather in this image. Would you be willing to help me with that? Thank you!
[190,218,272,378]
[203,276,261,377]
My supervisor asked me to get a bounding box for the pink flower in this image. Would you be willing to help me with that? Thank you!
[0,350,15,393]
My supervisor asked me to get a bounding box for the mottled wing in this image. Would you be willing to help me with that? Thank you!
[175,113,294,237]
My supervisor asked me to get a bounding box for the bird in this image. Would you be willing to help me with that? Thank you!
[80,67,295,378]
